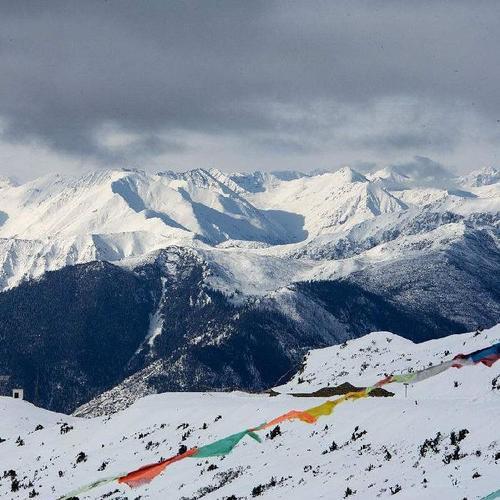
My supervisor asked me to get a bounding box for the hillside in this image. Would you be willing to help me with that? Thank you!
[0,325,498,499]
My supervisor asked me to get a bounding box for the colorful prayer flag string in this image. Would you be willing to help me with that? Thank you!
[58,341,500,500]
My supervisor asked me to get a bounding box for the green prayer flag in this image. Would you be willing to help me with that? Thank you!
[194,430,261,458]
[481,490,500,500]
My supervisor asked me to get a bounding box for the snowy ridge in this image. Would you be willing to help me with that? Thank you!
[247,167,408,239]
[366,166,411,191]
[0,165,497,292]
[0,325,499,499]
[277,325,500,399]
[226,170,310,194]
[459,167,500,188]
[0,169,286,244]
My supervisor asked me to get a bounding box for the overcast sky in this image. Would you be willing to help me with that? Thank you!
[1,0,499,180]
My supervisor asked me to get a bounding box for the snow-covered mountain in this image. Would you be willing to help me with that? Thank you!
[0,169,287,244]
[0,165,498,415]
[458,167,500,188]
[0,325,498,499]
[226,169,310,194]
[0,165,497,291]
[244,167,408,239]
[366,166,412,190]
[0,168,292,289]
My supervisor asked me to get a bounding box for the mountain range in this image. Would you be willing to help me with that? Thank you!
[0,165,498,413]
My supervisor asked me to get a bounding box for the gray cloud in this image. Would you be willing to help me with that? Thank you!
[0,1,499,173]
[357,130,457,154]
[389,156,457,189]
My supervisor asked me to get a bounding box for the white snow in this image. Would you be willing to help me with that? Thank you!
[146,277,168,348]
[0,165,497,298]
[248,167,407,239]
[458,167,500,188]
[0,325,498,499]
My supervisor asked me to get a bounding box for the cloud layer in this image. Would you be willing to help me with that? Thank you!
[1,1,499,177]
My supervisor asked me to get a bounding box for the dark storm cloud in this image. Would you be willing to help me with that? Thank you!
[358,130,456,153]
[0,0,499,166]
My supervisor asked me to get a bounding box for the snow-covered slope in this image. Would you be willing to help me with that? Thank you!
[277,324,500,399]
[366,166,412,190]
[227,169,310,193]
[0,169,286,244]
[248,167,407,239]
[0,325,498,500]
[459,167,500,188]
[0,165,497,292]
[0,168,293,289]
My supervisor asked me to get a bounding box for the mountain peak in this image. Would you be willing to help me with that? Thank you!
[329,166,367,184]
[366,166,411,189]
[459,166,500,187]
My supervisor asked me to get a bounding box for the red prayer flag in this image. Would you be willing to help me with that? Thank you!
[118,447,198,487]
